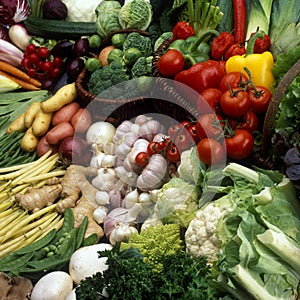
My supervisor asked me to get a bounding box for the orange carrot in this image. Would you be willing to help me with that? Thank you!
[0,71,40,91]
[28,77,42,87]
[0,61,31,82]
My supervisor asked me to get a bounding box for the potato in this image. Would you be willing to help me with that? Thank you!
[24,102,41,128]
[20,127,39,153]
[71,108,92,133]
[6,112,26,133]
[31,271,73,300]
[41,83,78,113]
[52,102,80,126]
[98,45,116,66]
[45,121,74,145]
[36,135,58,157]
[32,109,53,137]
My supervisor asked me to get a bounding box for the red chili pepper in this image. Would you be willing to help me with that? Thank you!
[172,21,195,40]
[233,0,247,44]
[211,32,234,60]
[174,60,226,94]
[249,31,271,53]
[224,43,246,60]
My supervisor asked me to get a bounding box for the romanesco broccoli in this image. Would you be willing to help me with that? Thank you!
[120,223,183,272]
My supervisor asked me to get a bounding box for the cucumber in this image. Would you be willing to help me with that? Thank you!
[24,16,97,40]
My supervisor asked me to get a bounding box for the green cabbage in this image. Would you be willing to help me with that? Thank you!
[118,0,153,30]
[95,1,122,38]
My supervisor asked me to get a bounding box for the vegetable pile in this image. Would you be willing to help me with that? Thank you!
[0,0,299,299]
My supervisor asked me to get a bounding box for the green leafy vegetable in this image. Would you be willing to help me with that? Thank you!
[131,56,153,78]
[118,0,153,30]
[95,0,122,38]
[122,32,153,57]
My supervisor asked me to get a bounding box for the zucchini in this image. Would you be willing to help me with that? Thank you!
[24,16,97,40]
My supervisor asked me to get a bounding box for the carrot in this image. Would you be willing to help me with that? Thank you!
[0,61,31,82]
[233,0,247,44]
[0,71,40,91]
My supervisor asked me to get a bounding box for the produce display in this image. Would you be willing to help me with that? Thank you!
[0,0,299,299]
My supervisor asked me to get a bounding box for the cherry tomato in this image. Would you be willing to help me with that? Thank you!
[219,72,249,93]
[147,141,163,155]
[167,123,182,138]
[196,138,226,165]
[167,143,180,163]
[183,122,200,144]
[135,152,150,167]
[37,46,50,59]
[248,86,272,114]
[197,88,222,114]
[196,113,224,140]
[173,132,191,152]
[220,88,251,118]
[236,111,259,133]
[157,49,185,78]
[225,129,254,160]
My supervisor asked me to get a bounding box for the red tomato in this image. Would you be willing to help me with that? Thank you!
[135,152,150,167]
[167,144,181,163]
[220,72,249,93]
[196,138,226,165]
[236,110,259,133]
[196,113,224,140]
[220,88,251,118]
[157,49,185,78]
[197,88,222,114]
[248,86,272,114]
[184,122,200,144]
[167,123,182,138]
[225,129,254,160]
[147,142,160,155]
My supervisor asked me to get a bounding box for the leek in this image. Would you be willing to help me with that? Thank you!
[245,0,273,40]
[0,75,20,93]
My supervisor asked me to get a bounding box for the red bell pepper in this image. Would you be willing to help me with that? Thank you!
[249,31,271,53]
[172,21,195,40]
[174,60,226,95]
[224,43,246,60]
[211,31,234,60]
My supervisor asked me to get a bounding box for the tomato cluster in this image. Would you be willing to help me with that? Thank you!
[194,71,272,164]
[21,44,64,87]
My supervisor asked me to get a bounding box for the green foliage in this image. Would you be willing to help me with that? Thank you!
[131,56,153,78]
[120,223,183,272]
[122,32,153,57]
[75,247,218,300]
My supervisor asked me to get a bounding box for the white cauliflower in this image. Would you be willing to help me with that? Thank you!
[185,195,234,264]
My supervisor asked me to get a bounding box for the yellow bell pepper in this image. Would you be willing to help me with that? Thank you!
[225,31,275,91]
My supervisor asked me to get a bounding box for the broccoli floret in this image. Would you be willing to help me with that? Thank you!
[131,56,153,78]
[87,64,130,95]
[123,32,153,57]
[120,223,184,272]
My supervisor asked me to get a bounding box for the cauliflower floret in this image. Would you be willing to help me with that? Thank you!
[185,198,233,264]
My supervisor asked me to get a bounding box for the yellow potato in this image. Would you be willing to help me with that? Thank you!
[32,109,53,137]
[24,102,41,128]
[41,83,78,113]
[21,127,39,153]
[6,112,26,134]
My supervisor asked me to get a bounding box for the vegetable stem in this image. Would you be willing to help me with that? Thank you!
[223,163,259,183]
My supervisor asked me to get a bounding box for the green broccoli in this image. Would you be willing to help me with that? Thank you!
[87,63,130,96]
[120,223,184,272]
[123,32,153,57]
[131,56,153,78]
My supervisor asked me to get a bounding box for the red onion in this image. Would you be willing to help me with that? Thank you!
[0,0,31,26]
[0,25,9,41]
[58,136,92,167]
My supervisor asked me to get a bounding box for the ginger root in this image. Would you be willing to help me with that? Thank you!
[56,165,99,213]
[72,195,104,240]
[15,183,62,212]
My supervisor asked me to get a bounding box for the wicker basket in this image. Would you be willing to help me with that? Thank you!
[75,29,156,127]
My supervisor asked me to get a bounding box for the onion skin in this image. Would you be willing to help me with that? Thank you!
[59,136,91,167]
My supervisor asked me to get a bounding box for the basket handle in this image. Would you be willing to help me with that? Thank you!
[260,58,300,157]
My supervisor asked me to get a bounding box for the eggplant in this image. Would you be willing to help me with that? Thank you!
[66,57,85,83]
[51,40,74,58]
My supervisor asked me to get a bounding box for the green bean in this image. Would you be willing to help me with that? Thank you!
[75,216,88,249]
[83,233,99,247]
[14,229,57,255]
[0,252,34,272]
